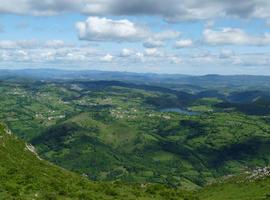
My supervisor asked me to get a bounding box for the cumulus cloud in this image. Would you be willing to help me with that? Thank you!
[185,50,270,69]
[44,40,66,48]
[118,48,182,65]
[76,17,148,42]
[0,40,70,49]
[135,52,144,61]
[191,52,216,63]
[101,54,113,62]
[2,0,270,21]
[120,48,135,57]
[143,30,180,48]
[0,39,99,66]
[236,53,270,66]
[76,17,180,43]
[152,30,181,40]
[143,39,164,48]
[1,38,269,74]
[144,48,163,57]
[175,39,193,48]
[170,56,182,64]
[203,28,270,46]
[0,40,38,49]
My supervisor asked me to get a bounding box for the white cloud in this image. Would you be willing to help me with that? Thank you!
[142,31,180,48]
[229,53,270,66]
[1,38,269,75]
[120,48,134,57]
[175,39,193,48]
[203,28,270,45]
[76,17,147,42]
[135,52,144,61]
[170,56,182,64]
[143,39,164,48]
[76,17,180,43]
[45,40,66,48]
[0,40,69,49]
[191,52,216,63]
[0,40,38,49]
[144,48,163,57]
[153,30,181,40]
[0,40,19,49]
[0,39,99,65]
[101,54,113,62]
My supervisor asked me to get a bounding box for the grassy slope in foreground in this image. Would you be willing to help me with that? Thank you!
[198,174,270,200]
[0,123,194,200]
[2,121,270,200]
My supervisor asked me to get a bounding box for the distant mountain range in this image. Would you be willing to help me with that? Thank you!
[0,69,270,88]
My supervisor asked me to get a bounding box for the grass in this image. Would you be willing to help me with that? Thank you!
[198,175,270,200]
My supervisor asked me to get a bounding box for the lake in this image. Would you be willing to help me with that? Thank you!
[160,108,199,115]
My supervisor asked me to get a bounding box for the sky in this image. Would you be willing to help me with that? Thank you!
[0,0,269,75]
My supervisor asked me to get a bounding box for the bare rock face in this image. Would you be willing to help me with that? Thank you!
[25,143,42,160]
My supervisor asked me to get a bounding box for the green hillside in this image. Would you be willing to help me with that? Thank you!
[0,123,193,200]
[2,121,270,200]
[198,172,270,200]
[31,110,270,187]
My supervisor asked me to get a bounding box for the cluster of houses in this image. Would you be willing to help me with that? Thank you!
[35,110,65,121]
[110,107,139,119]
[247,167,270,181]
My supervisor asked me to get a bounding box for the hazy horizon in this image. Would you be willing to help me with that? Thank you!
[0,67,270,76]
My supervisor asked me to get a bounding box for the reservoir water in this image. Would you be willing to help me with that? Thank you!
[160,108,199,115]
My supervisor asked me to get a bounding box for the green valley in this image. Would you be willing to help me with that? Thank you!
[0,70,270,199]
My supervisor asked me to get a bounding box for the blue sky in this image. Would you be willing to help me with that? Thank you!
[0,0,270,75]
